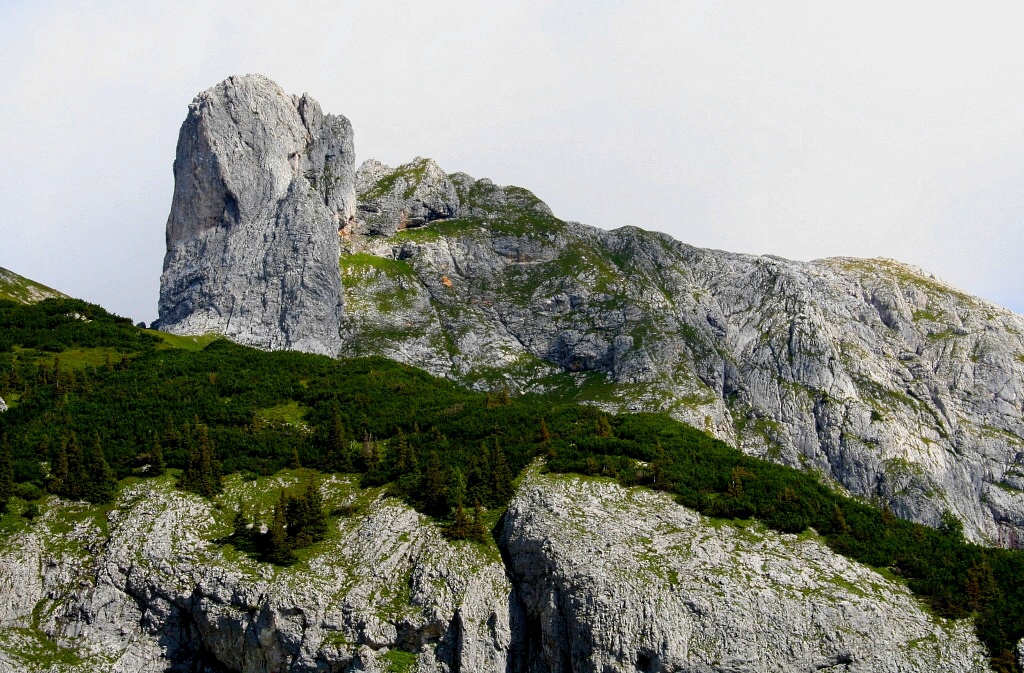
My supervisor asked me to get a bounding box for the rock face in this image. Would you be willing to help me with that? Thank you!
[352,157,459,236]
[0,471,994,672]
[341,167,1024,546]
[504,471,990,673]
[156,74,353,355]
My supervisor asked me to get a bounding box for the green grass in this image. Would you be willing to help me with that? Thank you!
[146,330,222,351]
[0,267,66,305]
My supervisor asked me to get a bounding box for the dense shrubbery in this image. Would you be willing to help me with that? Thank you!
[0,298,1021,671]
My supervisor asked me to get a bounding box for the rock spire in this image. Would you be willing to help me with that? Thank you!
[157,74,354,355]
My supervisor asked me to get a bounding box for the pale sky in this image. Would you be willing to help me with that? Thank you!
[1,1,1023,322]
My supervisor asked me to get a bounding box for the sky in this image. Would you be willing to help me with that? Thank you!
[1,1,1023,323]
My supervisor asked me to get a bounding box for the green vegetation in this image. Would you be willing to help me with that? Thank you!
[1,297,1023,670]
[0,267,66,304]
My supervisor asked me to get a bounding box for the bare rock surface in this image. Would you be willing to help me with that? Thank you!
[353,157,459,236]
[341,167,1024,545]
[0,470,996,672]
[157,74,353,355]
[504,469,991,672]
[0,474,512,673]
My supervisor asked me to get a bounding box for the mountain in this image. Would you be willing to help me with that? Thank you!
[0,467,995,673]
[0,267,66,304]
[160,75,1024,549]
[4,74,1020,672]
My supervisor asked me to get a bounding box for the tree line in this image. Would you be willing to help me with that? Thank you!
[0,297,1022,671]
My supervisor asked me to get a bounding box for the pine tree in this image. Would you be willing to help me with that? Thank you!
[596,415,614,438]
[467,442,490,506]
[231,502,255,552]
[491,439,513,505]
[286,481,328,549]
[290,446,302,469]
[470,501,490,543]
[84,434,116,503]
[325,412,349,471]
[420,450,448,516]
[48,438,69,494]
[265,492,295,565]
[65,434,86,500]
[180,424,221,497]
[449,500,471,540]
[0,435,14,508]
[393,429,416,475]
[150,439,165,476]
[539,418,551,442]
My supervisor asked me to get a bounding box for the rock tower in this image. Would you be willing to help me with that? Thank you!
[157,74,354,355]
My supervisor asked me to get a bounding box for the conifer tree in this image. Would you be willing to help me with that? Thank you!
[0,435,13,511]
[150,439,165,476]
[449,500,470,540]
[470,501,490,543]
[265,492,295,565]
[286,481,327,548]
[393,429,416,475]
[48,438,69,495]
[290,446,302,469]
[420,450,448,516]
[539,418,551,442]
[84,434,116,503]
[491,439,514,505]
[231,502,255,552]
[467,442,490,506]
[65,433,86,500]
[596,415,614,438]
[181,424,221,497]
[325,412,349,471]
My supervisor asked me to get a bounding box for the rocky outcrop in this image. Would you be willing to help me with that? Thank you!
[341,167,1024,546]
[504,470,990,672]
[353,157,459,236]
[156,74,353,355]
[0,266,66,304]
[0,474,512,673]
[0,397,6,413]
[0,471,994,672]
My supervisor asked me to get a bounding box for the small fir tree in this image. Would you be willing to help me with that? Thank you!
[265,492,296,565]
[84,434,116,503]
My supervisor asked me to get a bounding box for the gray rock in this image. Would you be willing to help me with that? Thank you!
[504,470,991,673]
[0,471,994,672]
[342,170,1024,545]
[353,157,459,236]
[157,74,353,355]
[0,397,6,413]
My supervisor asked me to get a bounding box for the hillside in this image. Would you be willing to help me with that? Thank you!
[0,267,66,304]
[0,297,1019,667]
[156,75,1024,550]
[3,73,1022,672]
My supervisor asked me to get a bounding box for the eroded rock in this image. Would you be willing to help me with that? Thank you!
[157,74,353,356]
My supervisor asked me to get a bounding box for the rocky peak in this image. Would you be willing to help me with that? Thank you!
[353,157,459,236]
[157,74,353,355]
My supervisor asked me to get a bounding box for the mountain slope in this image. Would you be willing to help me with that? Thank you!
[0,267,66,304]
[0,470,995,673]
[156,75,1024,548]
[339,162,1024,548]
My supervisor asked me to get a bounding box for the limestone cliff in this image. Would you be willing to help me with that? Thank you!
[156,75,353,355]
[342,166,1024,548]
[0,471,998,672]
